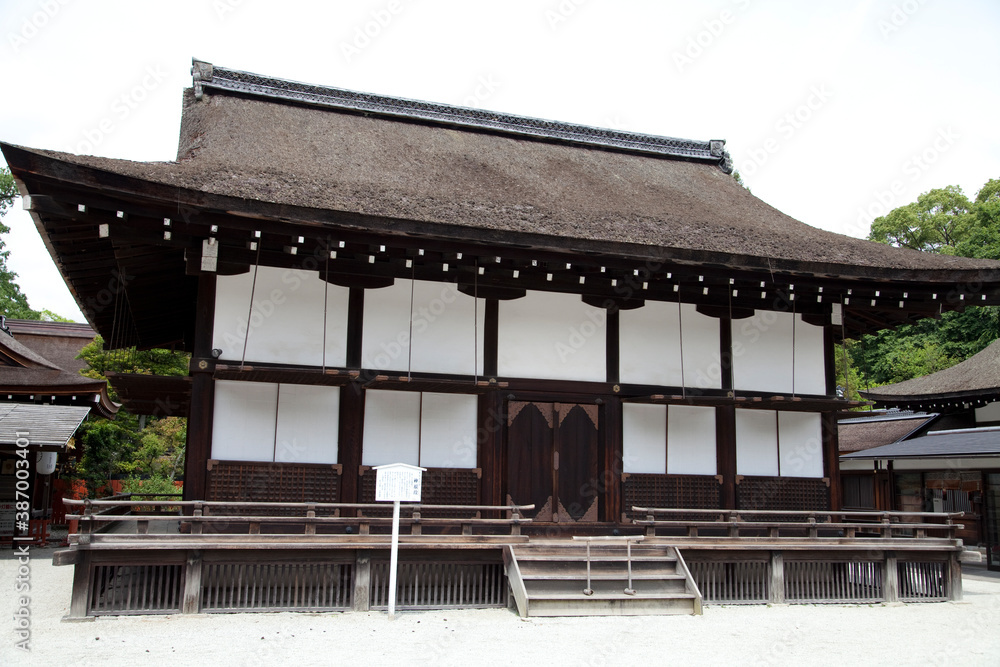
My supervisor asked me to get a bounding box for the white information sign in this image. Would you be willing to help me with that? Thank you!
[375,463,424,502]
[373,463,426,618]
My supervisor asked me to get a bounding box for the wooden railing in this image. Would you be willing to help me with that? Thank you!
[62,498,534,545]
[632,507,964,543]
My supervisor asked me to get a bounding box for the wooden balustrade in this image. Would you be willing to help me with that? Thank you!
[632,506,963,544]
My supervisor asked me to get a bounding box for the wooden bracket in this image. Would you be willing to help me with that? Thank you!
[206,459,217,471]
[735,475,744,485]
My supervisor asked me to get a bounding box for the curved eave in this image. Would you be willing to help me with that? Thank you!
[7,142,1000,346]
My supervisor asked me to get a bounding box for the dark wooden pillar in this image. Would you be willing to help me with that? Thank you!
[606,309,620,384]
[184,272,217,502]
[603,395,623,523]
[483,299,499,378]
[346,287,364,369]
[716,405,737,509]
[822,411,842,510]
[824,323,837,396]
[478,390,504,507]
[338,385,365,505]
[720,317,734,392]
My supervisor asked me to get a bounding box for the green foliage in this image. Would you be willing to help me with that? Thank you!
[74,418,140,498]
[0,167,17,216]
[119,475,183,500]
[858,177,1000,390]
[868,185,973,253]
[0,166,44,320]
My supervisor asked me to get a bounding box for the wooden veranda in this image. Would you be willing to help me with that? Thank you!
[55,497,972,618]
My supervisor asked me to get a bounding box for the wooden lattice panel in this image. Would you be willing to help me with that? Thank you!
[359,468,480,517]
[207,460,341,504]
[736,476,830,514]
[622,474,722,519]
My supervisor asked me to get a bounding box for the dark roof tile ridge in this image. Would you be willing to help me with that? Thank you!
[191,59,734,172]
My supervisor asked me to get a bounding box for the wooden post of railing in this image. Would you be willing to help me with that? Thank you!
[353,552,371,612]
[78,500,93,545]
[182,549,203,614]
[947,552,963,601]
[884,551,899,603]
[192,504,203,535]
[511,507,522,537]
[411,507,422,536]
[770,551,785,604]
[67,551,91,619]
[305,505,316,536]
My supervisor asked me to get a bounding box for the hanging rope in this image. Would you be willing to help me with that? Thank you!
[677,282,686,399]
[322,246,329,373]
[840,296,850,401]
[791,289,797,398]
[240,241,263,371]
[474,259,479,385]
[407,260,415,380]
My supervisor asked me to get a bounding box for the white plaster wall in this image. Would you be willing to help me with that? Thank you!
[735,409,779,476]
[777,411,824,478]
[419,392,477,468]
[622,403,666,474]
[274,384,340,464]
[620,302,722,389]
[732,312,825,395]
[839,459,875,471]
[667,405,717,475]
[213,266,349,367]
[498,290,606,382]
[211,380,278,462]
[362,280,485,375]
[362,389,420,466]
[975,402,1000,423]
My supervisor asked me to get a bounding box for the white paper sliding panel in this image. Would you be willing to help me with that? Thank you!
[274,384,340,464]
[213,266,349,367]
[211,380,278,462]
[620,303,721,388]
[363,390,420,466]
[793,316,827,395]
[732,311,794,394]
[620,301,680,386]
[410,281,485,376]
[778,412,824,478]
[362,281,412,372]
[667,405,717,475]
[735,409,779,477]
[419,393,478,468]
[622,403,666,474]
[498,290,606,382]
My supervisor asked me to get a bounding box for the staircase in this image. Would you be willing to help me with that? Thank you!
[503,537,702,617]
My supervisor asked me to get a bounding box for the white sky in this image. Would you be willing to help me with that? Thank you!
[1,0,998,323]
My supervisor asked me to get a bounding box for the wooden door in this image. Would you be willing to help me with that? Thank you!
[507,401,600,522]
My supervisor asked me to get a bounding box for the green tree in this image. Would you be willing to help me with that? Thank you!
[956,179,1000,260]
[0,166,43,319]
[868,185,973,253]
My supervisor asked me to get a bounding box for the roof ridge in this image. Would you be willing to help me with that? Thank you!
[191,59,733,173]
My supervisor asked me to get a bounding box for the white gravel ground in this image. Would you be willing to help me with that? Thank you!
[3,545,999,667]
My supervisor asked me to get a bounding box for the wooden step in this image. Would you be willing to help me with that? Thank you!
[525,594,698,617]
[520,572,685,581]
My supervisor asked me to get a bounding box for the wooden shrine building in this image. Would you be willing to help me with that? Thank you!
[3,61,998,614]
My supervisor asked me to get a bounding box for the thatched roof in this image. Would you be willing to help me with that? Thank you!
[861,339,1000,407]
[837,413,935,453]
[14,61,1000,276]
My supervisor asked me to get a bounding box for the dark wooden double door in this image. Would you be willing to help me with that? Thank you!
[507,401,600,523]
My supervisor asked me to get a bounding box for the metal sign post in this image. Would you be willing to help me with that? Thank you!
[374,463,425,619]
